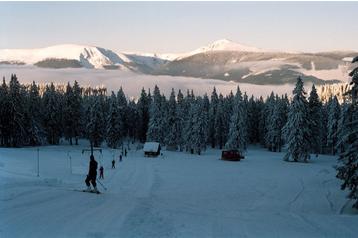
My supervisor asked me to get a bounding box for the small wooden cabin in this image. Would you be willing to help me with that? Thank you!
[221,150,244,161]
[143,142,161,157]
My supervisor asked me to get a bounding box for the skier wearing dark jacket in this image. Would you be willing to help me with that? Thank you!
[85,155,98,192]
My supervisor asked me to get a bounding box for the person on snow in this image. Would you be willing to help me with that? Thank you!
[85,155,98,192]
[99,166,104,179]
[119,154,122,162]
[112,159,115,169]
[124,149,127,157]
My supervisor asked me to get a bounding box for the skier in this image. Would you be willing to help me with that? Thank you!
[85,155,98,192]
[119,154,122,162]
[112,159,115,169]
[125,149,127,157]
[99,166,104,179]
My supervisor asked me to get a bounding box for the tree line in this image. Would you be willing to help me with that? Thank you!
[0,60,357,207]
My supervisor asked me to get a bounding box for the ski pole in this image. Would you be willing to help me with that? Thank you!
[96,179,107,190]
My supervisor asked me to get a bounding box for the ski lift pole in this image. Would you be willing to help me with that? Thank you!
[37,148,40,177]
[67,151,72,174]
[96,179,107,190]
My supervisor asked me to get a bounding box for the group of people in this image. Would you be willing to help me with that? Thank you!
[85,149,127,192]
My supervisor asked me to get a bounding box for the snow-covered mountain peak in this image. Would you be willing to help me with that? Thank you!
[197,39,264,53]
[0,44,128,69]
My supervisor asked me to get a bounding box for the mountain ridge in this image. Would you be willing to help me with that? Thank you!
[1,39,357,85]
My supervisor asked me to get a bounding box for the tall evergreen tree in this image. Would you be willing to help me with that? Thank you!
[327,96,341,155]
[208,87,219,148]
[147,85,165,143]
[336,56,358,208]
[283,76,311,162]
[42,83,63,145]
[166,89,179,149]
[106,92,122,148]
[308,84,323,154]
[8,74,26,147]
[86,95,105,147]
[26,81,43,145]
[0,78,10,146]
[136,88,150,142]
[225,86,247,153]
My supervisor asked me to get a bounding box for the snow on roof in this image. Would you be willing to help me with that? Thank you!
[143,142,160,152]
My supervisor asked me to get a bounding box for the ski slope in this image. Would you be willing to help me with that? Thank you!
[0,143,357,238]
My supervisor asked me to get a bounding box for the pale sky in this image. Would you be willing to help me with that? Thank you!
[1,1,358,53]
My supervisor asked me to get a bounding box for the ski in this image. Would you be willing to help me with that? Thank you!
[73,189,101,194]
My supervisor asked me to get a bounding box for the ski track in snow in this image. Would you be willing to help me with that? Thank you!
[1,145,358,237]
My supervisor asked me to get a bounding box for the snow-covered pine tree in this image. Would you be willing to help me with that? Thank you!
[63,83,75,145]
[106,92,122,148]
[225,86,247,153]
[176,89,185,151]
[264,92,276,149]
[327,96,341,155]
[336,56,358,208]
[126,99,138,139]
[184,96,207,155]
[8,74,27,147]
[117,87,128,138]
[337,102,350,153]
[266,95,286,152]
[257,96,266,145]
[283,76,311,162]
[26,81,43,146]
[166,89,179,149]
[42,83,63,145]
[147,85,165,143]
[72,81,82,145]
[136,88,150,142]
[86,94,105,147]
[214,95,225,149]
[208,87,219,148]
[308,84,323,154]
[0,78,10,146]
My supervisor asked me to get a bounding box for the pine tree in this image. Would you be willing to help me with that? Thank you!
[283,76,311,162]
[166,89,179,149]
[117,87,128,138]
[0,78,10,146]
[8,74,26,147]
[327,96,341,155]
[106,92,122,148]
[266,96,286,152]
[225,86,247,153]
[26,81,43,145]
[184,96,207,155]
[42,83,63,145]
[147,85,165,143]
[336,56,358,208]
[63,83,75,145]
[208,87,219,148]
[136,88,150,142]
[72,81,82,145]
[214,95,225,149]
[308,84,323,154]
[86,95,105,147]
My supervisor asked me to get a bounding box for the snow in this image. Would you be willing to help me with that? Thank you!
[143,142,160,152]
[0,44,128,69]
[297,63,351,82]
[175,39,267,60]
[0,65,295,98]
[1,142,357,238]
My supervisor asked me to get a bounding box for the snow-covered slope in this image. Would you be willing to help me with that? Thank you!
[175,39,265,60]
[1,143,357,237]
[0,44,129,69]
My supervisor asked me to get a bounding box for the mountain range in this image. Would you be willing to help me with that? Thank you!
[1,39,357,85]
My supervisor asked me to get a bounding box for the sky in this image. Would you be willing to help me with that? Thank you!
[1,1,358,53]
